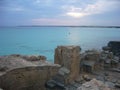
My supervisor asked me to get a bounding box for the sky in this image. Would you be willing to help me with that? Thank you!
[0,0,120,26]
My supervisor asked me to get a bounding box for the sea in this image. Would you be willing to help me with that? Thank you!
[0,26,120,62]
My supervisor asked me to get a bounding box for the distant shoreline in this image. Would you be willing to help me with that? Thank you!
[0,25,120,28]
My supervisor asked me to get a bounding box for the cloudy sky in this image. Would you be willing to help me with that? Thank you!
[0,0,120,26]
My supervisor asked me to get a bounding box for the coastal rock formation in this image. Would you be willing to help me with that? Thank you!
[0,66,60,90]
[54,46,81,83]
[77,79,111,90]
[0,55,60,90]
[108,41,120,53]
[103,41,120,58]
[80,50,100,73]
[0,54,47,73]
[46,67,70,89]
[0,42,119,90]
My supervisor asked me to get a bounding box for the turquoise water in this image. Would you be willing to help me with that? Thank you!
[0,27,120,62]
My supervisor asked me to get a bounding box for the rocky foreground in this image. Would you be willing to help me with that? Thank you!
[0,55,60,90]
[0,41,120,90]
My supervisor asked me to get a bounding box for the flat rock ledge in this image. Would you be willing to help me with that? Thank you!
[0,54,60,90]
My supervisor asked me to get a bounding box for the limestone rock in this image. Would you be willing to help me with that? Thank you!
[0,66,60,90]
[77,79,111,90]
[22,55,46,61]
[0,55,60,90]
[54,46,81,83]
[82,75,91,81]
[58,67,70,76]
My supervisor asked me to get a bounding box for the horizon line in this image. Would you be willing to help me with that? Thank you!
[0,25,120,28]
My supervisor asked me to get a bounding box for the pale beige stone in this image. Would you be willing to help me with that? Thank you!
[54,46,81,83]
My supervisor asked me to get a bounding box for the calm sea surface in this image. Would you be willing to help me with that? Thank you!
[0,27,120,62]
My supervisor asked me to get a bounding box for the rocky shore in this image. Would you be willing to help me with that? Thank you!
[0,41,120,90]
[0,55,60,90]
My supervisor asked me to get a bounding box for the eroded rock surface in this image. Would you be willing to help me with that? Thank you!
[0,55,60,90]
[54,46,81,83]
[77,79,111,90]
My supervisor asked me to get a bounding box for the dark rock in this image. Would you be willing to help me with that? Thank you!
[38,55,46,60]
[0,67,8,72]
[23,55,46,61]
[110,68,120,73]
[108,41,120,56]
[102,46,111,51]
[82,75,91,81]
[115,83,120,88]
[80,50,101,73]
[104,72,109,76]
[46,80,56,88]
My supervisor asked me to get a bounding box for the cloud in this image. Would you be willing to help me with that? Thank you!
[10,7,24,11]
[62,0,120,18]
[35,0,41,4]
[61,0,80,4]
[66,12,86,18]
[0,6,24,11]
[1,0,120,26]
[34,0,53,6]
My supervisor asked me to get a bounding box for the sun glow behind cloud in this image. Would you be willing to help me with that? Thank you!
[66,12,86,18]
[63,0,120,18]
